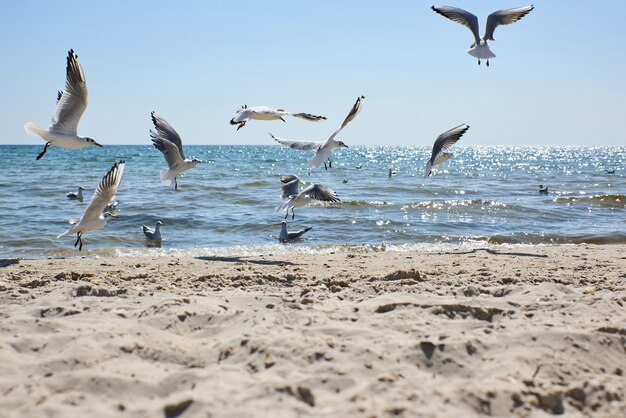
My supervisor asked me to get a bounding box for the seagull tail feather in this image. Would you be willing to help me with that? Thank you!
[466,43,496,59]
[424,161,433,178]
[159,169,175,187]
[24,122,46,138]
[275,197,295,214]
[57,228,72,239]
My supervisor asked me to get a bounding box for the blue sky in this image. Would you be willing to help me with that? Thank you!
[1,1,625,146]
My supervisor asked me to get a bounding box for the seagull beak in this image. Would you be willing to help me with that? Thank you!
[110,214,119,219]
[94,141,103,147]
[279,117,286,122]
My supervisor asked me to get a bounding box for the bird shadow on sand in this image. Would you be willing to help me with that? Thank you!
[442,248,548,258]
[194,256,300,266]
[0,259,20,268]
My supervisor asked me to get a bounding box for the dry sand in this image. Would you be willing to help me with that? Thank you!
[1,244,625,417]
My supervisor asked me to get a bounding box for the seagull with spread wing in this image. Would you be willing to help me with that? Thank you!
[424,124,470,177]
[431,5,534,66]
[276,174,340,219]
[271,96,365,170]
[57,161,125,251]
[150,112,201,190]
[24,49,103,160]
[229,105,326,131]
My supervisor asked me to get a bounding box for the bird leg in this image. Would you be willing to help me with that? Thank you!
[74,232,83,251]
[284,210,288,220]
[328,158,332,168]
[291,207,295,220]
[324,162,328,170]
[36,142,50,160]
[174,178,178,191]
[486,60,490,67]
[477,59,481,65]
[236,121,246,131]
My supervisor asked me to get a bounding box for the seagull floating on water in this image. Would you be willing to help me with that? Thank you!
[424,124,469,177]
[271,96,365,170]
[66,186,85,202]
[431,5,534,66]
[150,112,200,190]
[276,175,340,219]
[143,221,163,240]
[606,169,615,174]
[57,161,125,251]
[230,105,326,131]
[538,185,549,195]
[278,221,312,242]
[388,169,397,177]
[25,49,102,160]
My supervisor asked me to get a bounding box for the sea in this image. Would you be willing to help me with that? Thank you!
[0,145,624,259]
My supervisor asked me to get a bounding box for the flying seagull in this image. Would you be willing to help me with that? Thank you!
[57,161,125,251]
[230,105,326,131]
[276,175,340,219]
[150,112,201,190]
[66,186,85,202]
[142,221,163,240]
[424,124,469,177]
[278,221,312,242]
[271,96,365,170]
[24,49,103,160]
[431,5,534,66]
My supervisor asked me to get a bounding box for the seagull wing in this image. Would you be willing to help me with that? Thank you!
[150,112,185,160]
[281,178,301,199]
[270,133,323,150]
[301,184,340,202]
[328,95,365,142]
[151,136,184,169]
[429,123,469,165]
[484,5,534,41]
[431,6,481,46]
[280,174,300,184]
[80,161,125,222]
[49,49,88,135]
[290,112,327,122]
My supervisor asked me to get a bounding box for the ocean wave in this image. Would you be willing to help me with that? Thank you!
[553,194,625,208]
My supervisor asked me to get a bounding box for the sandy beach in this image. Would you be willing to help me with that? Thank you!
[1,244,624,417]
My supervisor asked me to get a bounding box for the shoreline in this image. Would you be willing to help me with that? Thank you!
[1,244,625,417]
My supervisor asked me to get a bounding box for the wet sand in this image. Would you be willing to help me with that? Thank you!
[1,244,625,417]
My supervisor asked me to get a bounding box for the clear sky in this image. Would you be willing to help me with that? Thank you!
[1,1,625,146]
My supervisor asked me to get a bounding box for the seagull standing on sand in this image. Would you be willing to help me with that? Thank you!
[66,186,85,202]
[271,96,365,170]
[230,105,326,131]
[276,175,340,219]
[278,221,312,242]
[431,5,534,66]
[424,124,470,177]
[150,112,201,190]
[143,221,163,240]
[57,161,125,251]
[24,49,103,160]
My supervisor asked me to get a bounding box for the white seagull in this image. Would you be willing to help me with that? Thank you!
[66,186,85,202]
[142,221,163,240]
[431,5,534,66]
[57,161,125,251]
[150,112,201,190]
[24,49,103,160]
[230,105,326,131]
[104,199,120,212]
[424,124,469,177]
[271,96,365,170]
[278,221,312,242]
[276,175,340,219]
